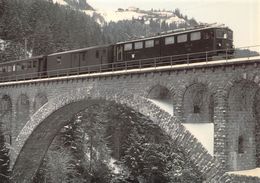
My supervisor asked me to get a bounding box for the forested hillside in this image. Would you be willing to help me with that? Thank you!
[0,0,103,61]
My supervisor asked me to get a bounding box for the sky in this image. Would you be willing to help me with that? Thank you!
[87,0,260,48]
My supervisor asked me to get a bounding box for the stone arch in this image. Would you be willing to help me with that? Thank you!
[0,94,12,144]
[15,94,30,140]
[147,84,174,100]
[33,93,48,113]
[182,83,214,123]
[12,88,227,182]
[147,84,175,116]
[226,79,259,171]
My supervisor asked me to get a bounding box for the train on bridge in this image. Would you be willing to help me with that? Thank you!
[0,24,233,81]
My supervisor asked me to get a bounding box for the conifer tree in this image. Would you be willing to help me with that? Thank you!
[0,122,10,183]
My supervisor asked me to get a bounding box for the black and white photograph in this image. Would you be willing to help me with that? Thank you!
[0,0,259,182]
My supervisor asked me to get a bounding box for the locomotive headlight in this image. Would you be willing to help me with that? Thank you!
[218,43,222,47]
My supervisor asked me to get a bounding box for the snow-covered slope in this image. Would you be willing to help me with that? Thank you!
[50,0,187,25]
[84,8,186,25]
[52,0,68,6]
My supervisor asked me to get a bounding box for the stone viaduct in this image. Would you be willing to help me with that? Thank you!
[1,57,260,182]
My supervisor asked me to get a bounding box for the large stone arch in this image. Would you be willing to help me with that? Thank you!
[11,87,228,182]
[227,79,259,171]
[15,94,30,140]
[33,93,48,113]
[0,94,12,144]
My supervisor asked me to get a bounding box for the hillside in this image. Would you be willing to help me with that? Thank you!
[53,0,94,10]
[51,0,196,26]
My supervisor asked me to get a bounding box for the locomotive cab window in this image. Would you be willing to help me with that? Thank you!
[177,34,187,43]
[190,32,201,41]
[145,40,154,48]
[134,42,143,49]
[124,43,132,51]
[216,29,227,39]
[227,31,233,40]
[165,36,175,45]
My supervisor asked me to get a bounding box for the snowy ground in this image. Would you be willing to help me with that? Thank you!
[85,10,146,23]
[109,158,122,174]
[227,168,260,178]
[52,0,68,6]
[149,99,214,155]
[183,123,214,155]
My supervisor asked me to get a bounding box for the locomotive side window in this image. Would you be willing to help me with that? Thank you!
[16,63,22,71]
[57,56,62,64]
[124,43,132,51]
[134,42,143,49]
[3,66,7,72]
[190,32,201,41]
[145,40,154,48]
[7,65,12,72]
[165,36,175,45]
[22,63,27,70]
[177,34,187,43]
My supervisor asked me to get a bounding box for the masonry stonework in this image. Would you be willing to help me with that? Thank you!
[0,59,260,182]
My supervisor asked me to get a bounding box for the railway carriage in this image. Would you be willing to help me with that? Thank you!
[46,45,113,76]
[0,56,46,82]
